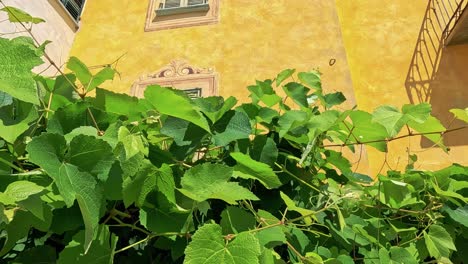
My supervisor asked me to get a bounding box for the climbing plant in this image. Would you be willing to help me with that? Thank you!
[1,5,468,264]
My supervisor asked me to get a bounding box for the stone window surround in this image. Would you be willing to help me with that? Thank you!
[130,60,218,98]
[144,0,220,31]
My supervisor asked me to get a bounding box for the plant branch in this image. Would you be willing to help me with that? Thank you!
[321,126,467,148]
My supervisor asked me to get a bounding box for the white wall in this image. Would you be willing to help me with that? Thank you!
[0,0,77,76]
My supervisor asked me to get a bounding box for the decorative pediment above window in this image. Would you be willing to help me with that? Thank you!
[130,60,218,98]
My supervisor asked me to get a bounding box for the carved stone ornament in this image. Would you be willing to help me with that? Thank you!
[145,59,214,79]
[130,59,218,98]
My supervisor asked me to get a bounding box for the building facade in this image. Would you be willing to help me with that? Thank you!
[65,0,468,174]
[0,0,84,75]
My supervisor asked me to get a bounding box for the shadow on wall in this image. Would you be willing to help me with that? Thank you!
[405,0,468,147]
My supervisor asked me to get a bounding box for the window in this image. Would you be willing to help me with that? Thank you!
[130,60,218,98]
[145,0,220,31]
[59,0,85,22]
[157,0,209,16]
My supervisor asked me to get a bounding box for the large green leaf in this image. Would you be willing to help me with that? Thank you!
[27,133,103,253]
[408,116,446,150]
[0,6,45,23]
[140,207,193,234]
[57,225,118,264]
[282,82,310,108]
[424,225,457,259]
[248,80,282,107]
[0,209,51,256]
[298,71,322,92]
[349,111,388,151]
[402,103,431,123]
[65,135,114,181]
[0,37,43,105]
[372,105,406,137]
[145,85,211,132]
[122,161,158,207]
[194,96,238,123]
[86,66,115,92]
[276,69,295,87]
[450,108,468,122]
[179,163,259,204]
[161,116,207,147]
[67,57,92,88]
[277,110,308,138]
[1,181,44,203]
[220,206,256,234]
[372,103,431,137]
[94,88,142,121]
[323,92,346,109]
[184,224,261,264]
[231,152,282,189]
[213,110,252,146]
[0,99,38,143]
[442,205,468,228]
[250,136,278,166]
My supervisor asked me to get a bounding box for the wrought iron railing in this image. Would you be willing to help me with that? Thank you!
[405,0,467,104]
[59,0,85,22]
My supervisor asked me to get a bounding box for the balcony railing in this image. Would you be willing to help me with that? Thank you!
[405,0,467,104]
[59,0,85,22]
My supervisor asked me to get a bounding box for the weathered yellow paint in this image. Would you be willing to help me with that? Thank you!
[70,0,467,173]
[336,0,468,173]
[70,1,356,102]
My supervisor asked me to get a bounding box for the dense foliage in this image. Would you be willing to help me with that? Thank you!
[1,5,468,264]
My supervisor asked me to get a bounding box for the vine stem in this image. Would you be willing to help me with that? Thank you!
[274,162,322,193]
[0,156,24,172]
[113,232,187,254]
[321,126,467,147]
[0,2,78,92]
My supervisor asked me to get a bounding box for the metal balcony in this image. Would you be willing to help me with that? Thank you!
[443,0,468,45]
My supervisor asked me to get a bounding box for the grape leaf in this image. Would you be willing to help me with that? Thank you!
[194,96,238,123]
[450,108,468,122]
[184,224,261,264]
[66,135,114,181]
[323,92,346,109]
[0,37,43,105]
[144,85,211,132]
[2,180,44,202]
[282,82,310,108]
[0,6,45,23]
[122,161,158,207]
[231,152,282,189]
[57,225,118,264]
[179,163,259,204]
[298,71,322,92]
[424,225,457,259]
[213,110,251,146]
[67,57,92,88]
[27,133,103,253]
[86,66,115,92]
[221,206,256,234]
[276,69,295,87]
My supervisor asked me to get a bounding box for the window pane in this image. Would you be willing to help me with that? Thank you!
[164,0,182,8]
[182,88,202,99]
[187,0,206,6]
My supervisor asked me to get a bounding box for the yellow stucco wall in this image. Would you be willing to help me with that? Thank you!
[336,0,468,174]
[69,0,356,103]
[69,0,467,174]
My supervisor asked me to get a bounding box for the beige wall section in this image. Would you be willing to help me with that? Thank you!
[0,0,77,75]
[336,0,468,174]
